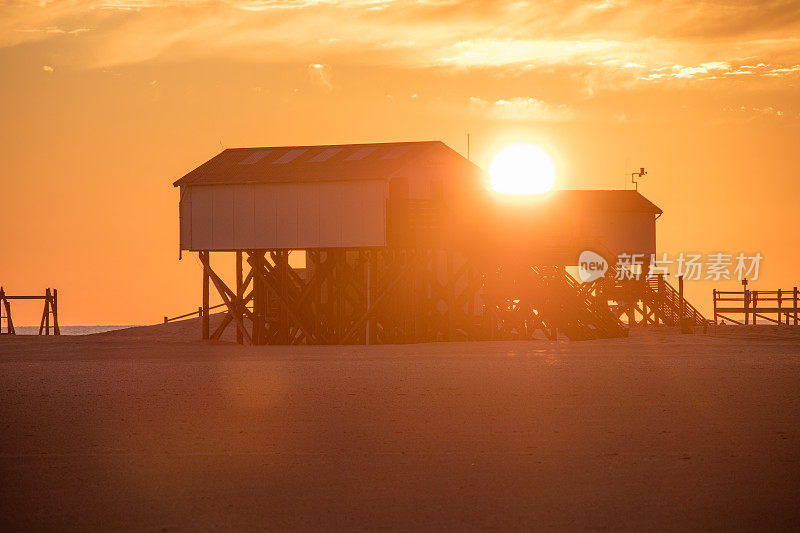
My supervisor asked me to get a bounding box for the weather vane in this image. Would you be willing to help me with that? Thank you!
[631,167,647,191]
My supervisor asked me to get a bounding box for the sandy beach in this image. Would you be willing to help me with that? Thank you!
[1,323,799,530]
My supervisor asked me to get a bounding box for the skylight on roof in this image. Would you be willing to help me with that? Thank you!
[239,150,270,165]
[309,147,344,162]
[382,145,413,159]
[345,146,378,161]
[273,148,308,164]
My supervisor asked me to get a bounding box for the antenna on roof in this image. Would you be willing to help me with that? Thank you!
[631,167,646,191]
[219,140,225,150]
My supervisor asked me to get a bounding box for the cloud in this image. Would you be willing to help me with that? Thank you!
[307,63,332,92]
[1,0,798,93]
[638,61,800,81]
[469,96,574,122]
[231,0,395,11]
[42,65,53,72]
[17,26,92,35]
[437,38,626,68]
[725,104,788,121]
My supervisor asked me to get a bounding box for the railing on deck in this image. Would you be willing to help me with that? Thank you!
[714,283,799,325]
[646,275,707,326]
[163,303,226,324]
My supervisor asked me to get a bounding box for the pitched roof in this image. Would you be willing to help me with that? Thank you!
[173,141,661,214]
[547,190,662,214]
[173,141,469,186]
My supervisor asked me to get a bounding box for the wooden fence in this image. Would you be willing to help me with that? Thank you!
[163,303,225,324]
[714,284,799,325]
[0,287,60,335]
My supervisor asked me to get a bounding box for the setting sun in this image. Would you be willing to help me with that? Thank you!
[489,143,556,195]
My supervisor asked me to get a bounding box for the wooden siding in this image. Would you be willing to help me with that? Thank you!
[181,181,387,250]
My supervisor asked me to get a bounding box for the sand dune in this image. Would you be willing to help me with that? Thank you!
[1,325,799,530]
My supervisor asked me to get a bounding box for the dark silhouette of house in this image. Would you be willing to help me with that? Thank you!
[174,141,700,344]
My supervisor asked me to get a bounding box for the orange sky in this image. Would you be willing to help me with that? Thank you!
[1,0,799,325]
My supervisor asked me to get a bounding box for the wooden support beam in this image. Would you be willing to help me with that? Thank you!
[38,288,50,335]
[201,250,210,340]
[366,250,376,344]
[249,251,265,345]
[199,251,252,345]
[236,251,243,345]
[256,257,323,344]
[339,253,416,344]
[446,250,455,341]
[52,289,60,335]
[0,287,15,335]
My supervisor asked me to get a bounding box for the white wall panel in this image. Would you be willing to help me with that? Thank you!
[179,186,191,250]
[340,184,363,247]
[298,184,320,247]
[252,184,277,249]
[212,187,235,250]
[361,181,386,245]
[275,185,299,249]
[233,185,255,249]
[185,181,387,250]
[318,182,343,247]
[189,186,213,250]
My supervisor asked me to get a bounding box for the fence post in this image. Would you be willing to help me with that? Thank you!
[44,288,51,335]
[713,289,717,324]
[52,288,59,335]
[753,290,758,325]
[794,287,798,326]
[742,279,749,325]
[777,289,782,325]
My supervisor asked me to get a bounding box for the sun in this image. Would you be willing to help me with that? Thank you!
[489,143,556,195]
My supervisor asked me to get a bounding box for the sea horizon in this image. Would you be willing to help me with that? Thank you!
[11,325,140,336]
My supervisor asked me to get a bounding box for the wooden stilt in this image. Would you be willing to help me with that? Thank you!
[250,252,263,345]
[181,246,653,344]
[52,289,59,335]
[202,250,210,340]
[0,287,15,335]
[446,250,455,341]
[198,251,252,345]
[366,250,375,344]
[236,251,243,345]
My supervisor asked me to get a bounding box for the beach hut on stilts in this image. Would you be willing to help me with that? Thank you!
[173,141,704,344]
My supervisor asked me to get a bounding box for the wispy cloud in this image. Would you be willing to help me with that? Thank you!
[17,27,92,35]
[638,61,800,81]
[469,96,574,122]
[307,63,333,92]
[1,0,798,93]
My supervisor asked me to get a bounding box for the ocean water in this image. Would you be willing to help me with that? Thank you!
[11,325,138,336]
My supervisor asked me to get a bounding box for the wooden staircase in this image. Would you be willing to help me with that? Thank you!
[581,258,707,327]
[528,267,628,340]
[643,276,707,326]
